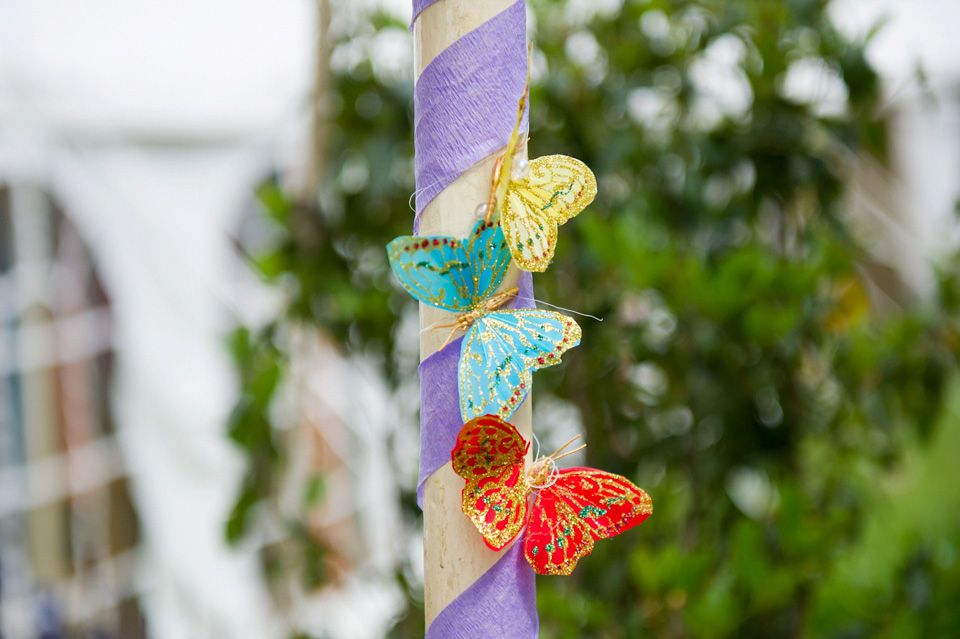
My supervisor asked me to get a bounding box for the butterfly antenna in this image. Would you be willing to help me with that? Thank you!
[408,178,446,212]
[422,317,459,335]
[418,321,441,336]
[549,434,582,460]
[531,429,543,460]
[532,297,603,322]
[552,444,587,462]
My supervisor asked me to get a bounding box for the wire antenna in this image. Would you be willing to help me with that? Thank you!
[531,429,543,461]
[533,297,603,322]
[548,434,585,460]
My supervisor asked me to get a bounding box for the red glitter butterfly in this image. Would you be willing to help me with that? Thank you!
[452,415,653,575]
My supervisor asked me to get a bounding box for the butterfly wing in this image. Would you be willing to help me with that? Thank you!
[502,155,597,272]
[459,310,582,422]
[386,218,509,311]
[466,217,512,303]
[524,468,652,575]
[451,415,530,551]
[386,233,474,311]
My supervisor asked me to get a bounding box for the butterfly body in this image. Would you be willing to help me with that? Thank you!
[452,416,653,575]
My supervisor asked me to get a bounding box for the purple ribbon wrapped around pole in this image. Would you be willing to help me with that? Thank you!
[412,0,529,229]
[412,1,539,637]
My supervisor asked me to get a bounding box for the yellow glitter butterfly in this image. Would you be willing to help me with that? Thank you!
[484,51,598,272]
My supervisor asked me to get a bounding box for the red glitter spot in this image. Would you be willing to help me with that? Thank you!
[537,357,544,365]
[433,239,440,246]
[548,353,554,359]
[519,383,525,389]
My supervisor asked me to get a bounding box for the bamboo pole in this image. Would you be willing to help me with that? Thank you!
[300,0,331,205]
[413,0,532,626]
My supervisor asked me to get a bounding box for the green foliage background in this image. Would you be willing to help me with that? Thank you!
[228,1,960,637]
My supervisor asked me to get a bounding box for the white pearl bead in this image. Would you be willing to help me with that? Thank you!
[511,157,531,180]
[475,203,488,218]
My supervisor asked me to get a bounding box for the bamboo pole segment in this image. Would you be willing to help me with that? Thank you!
[299,0,331,205]
[413,0,532,626]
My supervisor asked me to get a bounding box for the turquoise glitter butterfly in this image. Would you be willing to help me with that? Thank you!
[387,217,581,421]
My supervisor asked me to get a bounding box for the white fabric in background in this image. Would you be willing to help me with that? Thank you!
[51,144,280,639]
[0,2,307,638]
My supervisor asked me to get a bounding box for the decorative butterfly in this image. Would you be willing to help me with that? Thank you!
[386,217,581,422]
[452,415,653,576]
[483,55,598,272]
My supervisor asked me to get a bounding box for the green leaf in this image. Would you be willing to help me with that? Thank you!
[225,483,259,544]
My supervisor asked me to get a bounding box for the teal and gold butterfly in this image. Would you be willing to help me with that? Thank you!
[386,217,581,421]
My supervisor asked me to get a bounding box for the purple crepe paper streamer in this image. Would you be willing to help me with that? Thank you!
[417,271,534,508]
[425,537,539,639]
[412,0,528,232]
[413,0,536,635]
